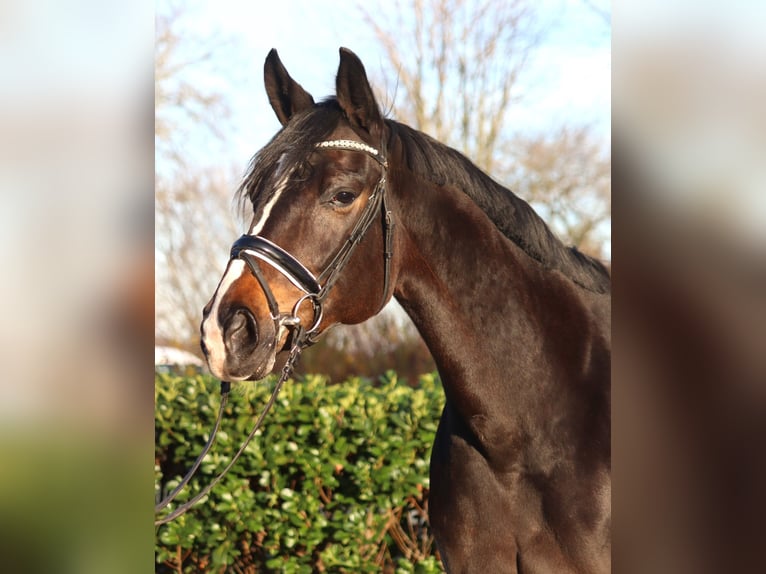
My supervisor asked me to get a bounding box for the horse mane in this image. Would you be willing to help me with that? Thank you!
[238,98,610,294]
[386,120,611,294]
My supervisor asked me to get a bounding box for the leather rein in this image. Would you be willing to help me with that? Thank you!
[155,139,393,526]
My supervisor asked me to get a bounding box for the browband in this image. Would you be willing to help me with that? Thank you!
[316,139,387,167]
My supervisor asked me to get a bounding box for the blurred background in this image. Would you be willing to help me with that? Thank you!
[613,2,766,572]
[0,0,153,571]
[154,0,611,382]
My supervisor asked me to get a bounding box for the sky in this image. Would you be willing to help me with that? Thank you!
[165,0,611,178]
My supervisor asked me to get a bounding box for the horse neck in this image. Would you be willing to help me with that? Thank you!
[390,167,610,455]
[393,171,544,383]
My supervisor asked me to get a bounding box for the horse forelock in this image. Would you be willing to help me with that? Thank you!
[236,99,344,219]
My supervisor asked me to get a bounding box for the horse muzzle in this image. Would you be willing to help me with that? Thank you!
[202,300,280,381]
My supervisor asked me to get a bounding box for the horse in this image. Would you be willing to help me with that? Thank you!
[200,47,611,573]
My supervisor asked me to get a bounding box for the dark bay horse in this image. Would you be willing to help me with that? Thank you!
[200,48,611,573]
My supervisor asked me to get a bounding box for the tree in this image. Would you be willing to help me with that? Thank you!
[155,1,241,350]
[505,125,611,259]
[155,170,239,349]
[361,0,540,175]
[155,0,231,174]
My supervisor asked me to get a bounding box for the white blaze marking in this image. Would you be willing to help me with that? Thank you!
[249,154,291,236]
[202,155,293,377]
[201,259,246,377]
[249,179,287,235]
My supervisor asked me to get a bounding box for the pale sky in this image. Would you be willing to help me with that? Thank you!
[166,0,611,177]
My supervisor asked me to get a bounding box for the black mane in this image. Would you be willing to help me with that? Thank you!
[239,99,610,294]
[387,120,610,294]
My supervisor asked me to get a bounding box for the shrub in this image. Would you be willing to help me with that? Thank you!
[155,371,446,573]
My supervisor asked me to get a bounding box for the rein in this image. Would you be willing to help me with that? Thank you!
[154,341,301,526]
[155,139,393,526]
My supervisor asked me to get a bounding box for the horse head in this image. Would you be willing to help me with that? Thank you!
[200,48,397,381]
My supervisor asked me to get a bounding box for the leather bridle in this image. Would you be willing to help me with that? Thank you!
[155,139,394,526]
[229,138,394,350]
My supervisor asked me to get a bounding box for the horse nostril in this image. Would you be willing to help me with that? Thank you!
[223,307,259,352]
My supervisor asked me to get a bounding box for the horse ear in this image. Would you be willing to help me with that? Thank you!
[264,49,315,127]
[336,47,383,136]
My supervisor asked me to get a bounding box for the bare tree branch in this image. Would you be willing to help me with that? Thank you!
[154,0,232,173]
[155,1,240,350]
[505,125,611,259]
[359,0,540,175]
[155,169,239,349]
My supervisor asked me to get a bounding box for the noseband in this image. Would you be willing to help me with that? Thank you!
[229,139,394,348]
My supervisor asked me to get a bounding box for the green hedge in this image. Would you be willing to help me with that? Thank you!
[155,371,446,573]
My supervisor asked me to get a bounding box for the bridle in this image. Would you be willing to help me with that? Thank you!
[230,138,393,349]
[155,139,394,526]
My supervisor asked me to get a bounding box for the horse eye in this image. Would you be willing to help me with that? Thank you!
[332,191,357,205]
